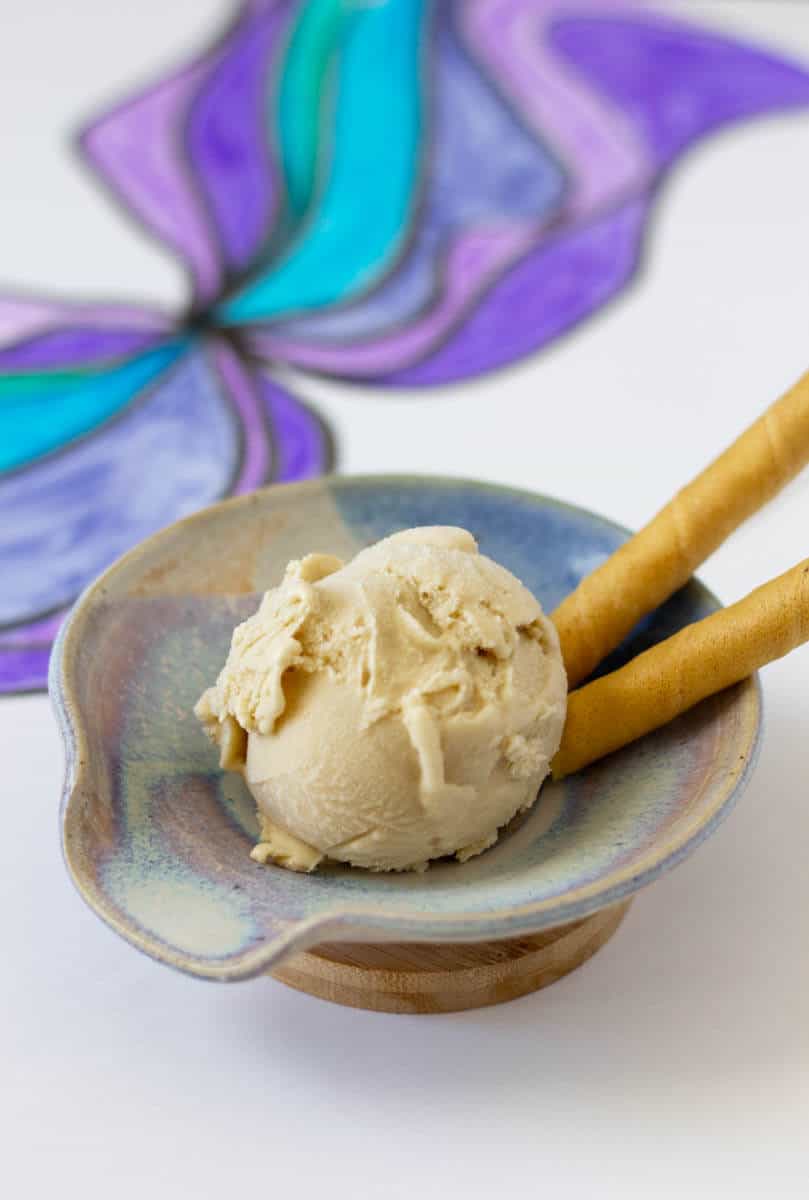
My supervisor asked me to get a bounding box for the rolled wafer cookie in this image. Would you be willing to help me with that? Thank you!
[552,558,809,779]
[553,370,809,688]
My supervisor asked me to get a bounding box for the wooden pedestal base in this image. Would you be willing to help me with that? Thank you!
[271,899,631,1014]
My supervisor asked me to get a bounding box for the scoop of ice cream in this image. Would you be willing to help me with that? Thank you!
[195,527,566,873]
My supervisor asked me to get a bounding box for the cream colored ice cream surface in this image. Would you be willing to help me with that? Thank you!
[195,527,567,873]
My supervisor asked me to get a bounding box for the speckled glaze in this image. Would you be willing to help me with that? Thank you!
[51,477,761,981]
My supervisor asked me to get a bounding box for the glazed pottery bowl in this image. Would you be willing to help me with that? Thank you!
[51,476,761,981]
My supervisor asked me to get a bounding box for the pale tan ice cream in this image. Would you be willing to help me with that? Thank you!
[195,527,567,873]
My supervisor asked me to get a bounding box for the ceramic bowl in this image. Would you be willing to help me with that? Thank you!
[51,476,761,981]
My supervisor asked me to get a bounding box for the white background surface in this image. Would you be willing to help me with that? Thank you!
[2,2,809,1196]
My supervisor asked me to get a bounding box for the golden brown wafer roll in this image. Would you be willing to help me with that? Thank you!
[553,370,809,687]
[552,559,809,779]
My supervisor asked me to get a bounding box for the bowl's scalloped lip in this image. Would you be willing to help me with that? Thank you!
[50,474,764,982]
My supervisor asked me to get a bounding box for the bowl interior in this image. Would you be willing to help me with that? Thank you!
[53,476,760,980]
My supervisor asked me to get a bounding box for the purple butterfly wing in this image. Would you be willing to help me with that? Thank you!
[78,1,296,304]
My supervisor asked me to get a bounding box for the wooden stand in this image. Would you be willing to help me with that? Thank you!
[271,900,630,1013]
